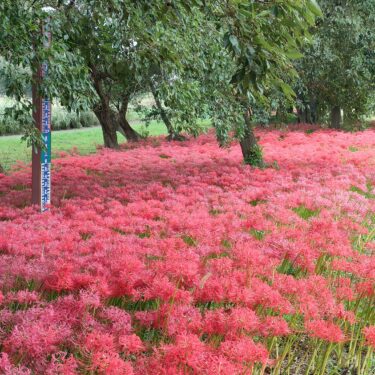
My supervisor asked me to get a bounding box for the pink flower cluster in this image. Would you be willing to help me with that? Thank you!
[0,128,374,374]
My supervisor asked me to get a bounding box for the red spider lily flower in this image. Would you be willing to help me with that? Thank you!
[305,320,345,343]
[220,337,269,364]
[363,326,375,348]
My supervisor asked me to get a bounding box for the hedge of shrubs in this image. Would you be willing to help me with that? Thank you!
[0,98,99,136]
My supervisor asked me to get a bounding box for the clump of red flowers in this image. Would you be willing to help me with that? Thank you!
[0,128,374,374]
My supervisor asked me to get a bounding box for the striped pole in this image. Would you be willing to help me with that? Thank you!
[32,15,51,212]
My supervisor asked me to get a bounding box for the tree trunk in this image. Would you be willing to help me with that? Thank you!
[0,164,4,174]
[102,126,118,148]
[116,97,139,142]
[90,64,119,148]
[330,106,342,129]
[297,107,307,123]
[296,92,318,124]
[115,98,139,142]
[310,96,318,123]
[94,104,119,148]
[149,80,185,141]
[117,116,139,141]
[240,110,264,167]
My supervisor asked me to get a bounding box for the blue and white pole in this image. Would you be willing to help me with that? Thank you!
[40,56,51,212]
[32,11,52,212]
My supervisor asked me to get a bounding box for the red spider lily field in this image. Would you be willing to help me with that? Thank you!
[0,128,374,374]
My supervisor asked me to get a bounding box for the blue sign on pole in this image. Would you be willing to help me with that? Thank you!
[40,23,51,212]
[32,12,52,211]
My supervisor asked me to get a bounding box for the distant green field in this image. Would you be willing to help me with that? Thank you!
[0,121,169,170]
[0,119,211,171]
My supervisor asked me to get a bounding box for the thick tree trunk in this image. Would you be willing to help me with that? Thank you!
[117,117,139,141]
[240,110,264,167]
[297,105,316,124]
[240,128,258,159]
[102,126,118,148]
[330,106,342,129]
[297,93,318,124]
[149,81,185,141]
[116,97,140,142]
[90,64,119,148]
[94,104,119,148]
[297,107,307,123]
[298,109,317,124]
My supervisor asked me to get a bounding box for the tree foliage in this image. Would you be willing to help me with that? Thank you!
[0,0,322,163]
[296,0,375,128]
[138,0,322,165]
[203,0,321,165]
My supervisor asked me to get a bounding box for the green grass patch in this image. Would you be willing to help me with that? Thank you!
[159,153,171,159]
[203,251,231,264]
[351,216,375,255]
[315,254,333,274]
[137,326,165,345]
[202,333,225,348]
[137,228,151,239]
[107,297,160,311]
[348,146,359,152]
[249,228,267,241]
[350,184,375,199]
[145,254,164,262]
[249,199,267,206]
[277,258,305,277]
[11,277,39,293]
[0,121,168,170]
[42,289,69,302]
[220,239,232,249]
[181,234,198,247]
[111,227,128,236]
[0,118,211,171]
[196,301,236,311]
[292,205,320,220]
[305,128,316,134]
[209,208,223,216]
[80,232,93,241]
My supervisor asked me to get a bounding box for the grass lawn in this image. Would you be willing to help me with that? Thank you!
[0,121,169,170]
[0,119,211,170]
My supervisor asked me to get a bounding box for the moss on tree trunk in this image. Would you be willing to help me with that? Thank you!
[240,110,264,167]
